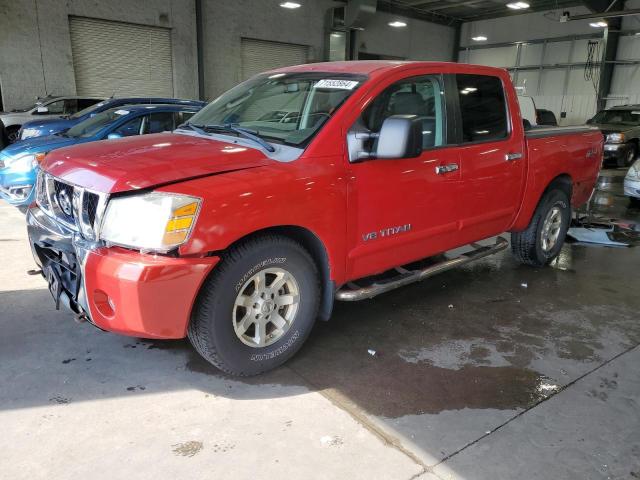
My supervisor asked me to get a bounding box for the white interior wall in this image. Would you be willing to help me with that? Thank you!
[460,6,640,125]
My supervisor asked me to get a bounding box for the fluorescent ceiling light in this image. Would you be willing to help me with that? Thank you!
[471,35,488,41]
[589,21,608,27]
[388,20,407,27]
[280,2,301,8]
[506,2,530,9]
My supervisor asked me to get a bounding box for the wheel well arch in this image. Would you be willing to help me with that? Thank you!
[546,173,573,200]
[217,225,335,321]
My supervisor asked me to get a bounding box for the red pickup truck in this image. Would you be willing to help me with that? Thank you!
[27,61,602,375]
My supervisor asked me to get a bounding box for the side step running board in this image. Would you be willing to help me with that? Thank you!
[335,236,509,301]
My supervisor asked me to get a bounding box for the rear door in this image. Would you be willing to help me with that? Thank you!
[452,73,526,243]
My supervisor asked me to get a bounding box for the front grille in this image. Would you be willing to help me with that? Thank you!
[36,171,108,240]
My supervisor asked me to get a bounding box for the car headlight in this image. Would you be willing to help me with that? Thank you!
[606,133,625,143]
[6,153,45,172]
[20,128,40,140]
[627,161,640,180]
[100,192,201,253]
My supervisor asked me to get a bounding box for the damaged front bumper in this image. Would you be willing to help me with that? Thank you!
[26,205,220,339]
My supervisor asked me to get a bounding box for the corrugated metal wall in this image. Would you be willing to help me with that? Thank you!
[69,17,174,97]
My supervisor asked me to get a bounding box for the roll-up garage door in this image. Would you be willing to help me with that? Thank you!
[241,38,309,80]
[69,17,173,97]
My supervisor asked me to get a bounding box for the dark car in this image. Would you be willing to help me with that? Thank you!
[536,109,557,126]
[587,106,640,167]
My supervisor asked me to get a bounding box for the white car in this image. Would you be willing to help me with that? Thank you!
[624,159,640,205]
[0,95,104,144]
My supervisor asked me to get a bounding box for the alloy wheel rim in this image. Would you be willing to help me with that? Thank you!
[232,267,300,348]
[541,206,563,252]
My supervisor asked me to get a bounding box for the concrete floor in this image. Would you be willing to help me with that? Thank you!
[1,168,640,479]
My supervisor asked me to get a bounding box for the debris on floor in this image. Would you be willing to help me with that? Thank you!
[320,435,344,447]
[520,282,528,288]
[567,226,629,247]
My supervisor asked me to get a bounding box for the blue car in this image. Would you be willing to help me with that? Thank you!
[16,97,206,142]
[0,103,202,207]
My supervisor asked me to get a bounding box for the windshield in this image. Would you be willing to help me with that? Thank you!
[591,109,640,126]
[10,95,56,113]
[66,108,130,138]
[70,101,107,120]
[186,72,366,147]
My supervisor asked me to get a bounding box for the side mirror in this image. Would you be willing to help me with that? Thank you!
[36,106,49,114]
[107,133,123,140]
[375,115,423,159]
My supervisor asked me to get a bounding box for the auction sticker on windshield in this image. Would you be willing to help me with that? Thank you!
[314,79,359,90]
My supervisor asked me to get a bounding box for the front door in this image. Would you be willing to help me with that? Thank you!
[346,73,462,280]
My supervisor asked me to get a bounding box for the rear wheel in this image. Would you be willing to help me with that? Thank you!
[188,235,320,376]
[511,188,571,267]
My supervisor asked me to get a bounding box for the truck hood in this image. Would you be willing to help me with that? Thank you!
[43,132,274,193]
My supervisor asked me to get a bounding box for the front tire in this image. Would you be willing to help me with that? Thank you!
[511,189,571,267]
[188,235,320,376]
[619,144,637,168]
[6,126,20,144]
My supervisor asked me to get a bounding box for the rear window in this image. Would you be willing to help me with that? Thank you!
[456,74,508,143]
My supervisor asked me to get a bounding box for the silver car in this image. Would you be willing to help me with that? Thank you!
[624,159,640,205]
[0,95,104,144]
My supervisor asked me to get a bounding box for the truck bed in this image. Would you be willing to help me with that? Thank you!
[511,125,603,231]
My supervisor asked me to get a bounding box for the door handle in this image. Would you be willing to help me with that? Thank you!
[435,163,459,175]
[505,152,523,161]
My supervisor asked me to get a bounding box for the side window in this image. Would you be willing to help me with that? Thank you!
[111,116,143,137]
[145,112,175,134]
[174,111,196,127]
[64,99,78,114]
[456,74,508,143]
[362,75,445,149]
[77,99,99,110]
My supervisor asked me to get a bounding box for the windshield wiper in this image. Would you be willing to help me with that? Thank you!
[177,122,208,136]
[198,123,276,153]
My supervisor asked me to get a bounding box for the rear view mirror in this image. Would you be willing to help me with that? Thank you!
[36,106,49,114]
[107,133,123,140]
[375,115,422,159]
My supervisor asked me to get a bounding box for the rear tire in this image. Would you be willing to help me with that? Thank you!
[188,235,320,376]
[511,188,571,267]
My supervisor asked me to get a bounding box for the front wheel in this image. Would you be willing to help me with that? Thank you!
[6,126,20,144]
[619,144,637,168]
[188,235,320,376]
[511,189,571,267]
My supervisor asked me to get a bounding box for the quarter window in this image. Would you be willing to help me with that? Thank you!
[456,74,508,143]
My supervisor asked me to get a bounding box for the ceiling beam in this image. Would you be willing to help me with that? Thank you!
[426,0,487,11]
